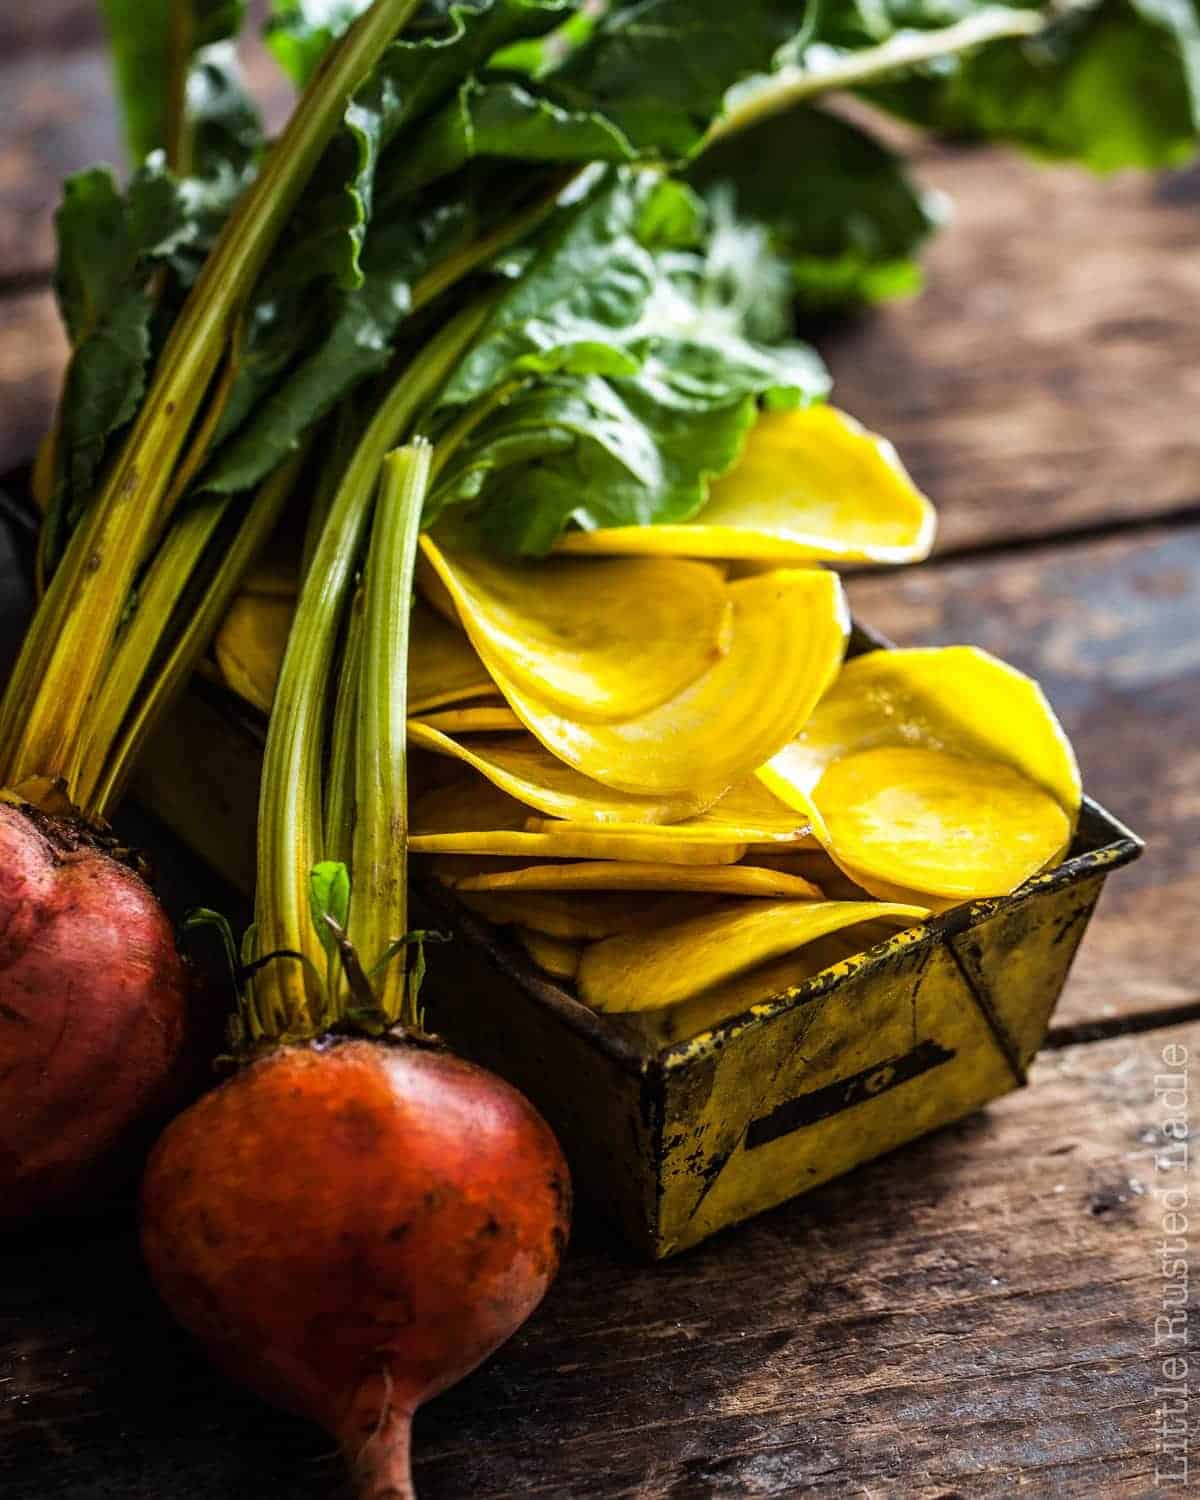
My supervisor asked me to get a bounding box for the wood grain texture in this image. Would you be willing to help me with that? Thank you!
[848,524,1200,1029]
[0,51,121,282]
[0,292,67,476]
[820,146,1200,553]
[1,1020,1189,1499]
[0,1,290,282]
[0,1,100,58]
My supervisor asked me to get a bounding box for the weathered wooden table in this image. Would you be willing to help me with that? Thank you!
[3,7,1198,1497]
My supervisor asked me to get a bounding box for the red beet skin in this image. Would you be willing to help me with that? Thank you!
[0,803,189,1219]
[140,1036,571,1500]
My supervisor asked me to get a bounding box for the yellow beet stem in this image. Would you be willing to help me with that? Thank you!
[349,444,433,1025]
[84,455,305,821]
[253,304,489,1038]
[0,0,425,795]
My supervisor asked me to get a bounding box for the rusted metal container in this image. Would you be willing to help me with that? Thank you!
[137,626,1142,1258]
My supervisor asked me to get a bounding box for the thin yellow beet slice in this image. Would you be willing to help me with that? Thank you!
[412,775,745,864]
[521,776,812,847]
[487,569,850,797]
[452,889,722,941]
[815,747,1070,900]
[450,862,824,899]
[555,407,935,565]
[762,646,1081,821]
[409,600,496,714]
[632,927,879,1043]
[514,927,582,981]
[416,834,744,864]
[242,555,300,597]
[216,594,497,717]
[411,706,523,734]
[578,899,929,1012]
[420,537,732,723]
[408,723,713,824]
[215,593,293,713]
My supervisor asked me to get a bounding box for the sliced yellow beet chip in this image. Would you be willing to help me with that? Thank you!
[578,899,929,1012]
[450,862,825,900]
[759,646,1081,903]
[815,747,1071,900]
[631,927,878,1044]
[411,775,745,864]
[216,593,294,713]
[407,723,714,824]
[762,646,1082,820]
[555,407,935,565]
[452,889,724,941]
[421,537,733,723]
[414,830,744,865]
[487,569,850,798]
[242,557,300,598]
[514,927,582,982]
[216,594,497,717]
[411,706,523,734]
[409,600,497,714]
[522,777,812,847]
[830,858,963,917]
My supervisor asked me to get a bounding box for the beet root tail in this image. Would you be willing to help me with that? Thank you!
[344,1404,416,1500]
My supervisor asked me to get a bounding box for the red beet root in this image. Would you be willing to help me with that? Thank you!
[140,1035,571,1499]
[0,803,189,1219]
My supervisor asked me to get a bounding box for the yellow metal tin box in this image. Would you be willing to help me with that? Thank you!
[137,630,1142,1260]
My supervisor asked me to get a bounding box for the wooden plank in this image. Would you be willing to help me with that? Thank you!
[848,523,1200,1029]
[819,146,1200,554]
[0,291,66,477]
[0,51,121,283]
[0,3,291,282]
[0,1,100,57]
[2,1019,1190,1498]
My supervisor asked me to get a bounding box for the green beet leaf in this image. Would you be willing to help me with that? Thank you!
[865,0,1200,171]
[267,0,378,84]
[689,105,943,310]
[428,170,829,554]
[543,0,807,160]
[46,163,204,567]
[100,1,260,175]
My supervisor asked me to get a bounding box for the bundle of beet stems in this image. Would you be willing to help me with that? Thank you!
[4,0,1197,1492]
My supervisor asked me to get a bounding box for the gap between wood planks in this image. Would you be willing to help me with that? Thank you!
[0,270,53,298]
[1046,996,1200,1049]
